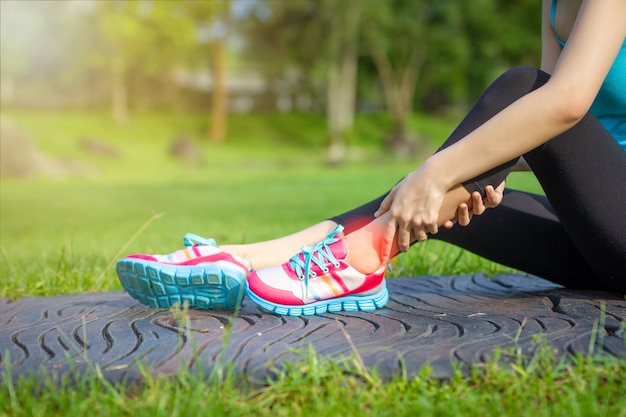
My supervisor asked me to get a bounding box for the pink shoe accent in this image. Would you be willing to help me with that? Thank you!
[246,225,388,316]
[126,250,250,272]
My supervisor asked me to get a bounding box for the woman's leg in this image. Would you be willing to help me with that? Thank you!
[435,113,626,292]
[435,68,626,291]
[225,67,556,273]
[332,66,626,292]
[220,221,339,270]
[331,187,608,289]
[434,190,606,289]
[221,185,471,272]
[520,106,626,289]
[331,66,548,233]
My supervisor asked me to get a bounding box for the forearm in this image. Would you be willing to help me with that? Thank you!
[424,84,581,190]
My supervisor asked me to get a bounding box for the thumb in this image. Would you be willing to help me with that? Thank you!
[374,192,394,217]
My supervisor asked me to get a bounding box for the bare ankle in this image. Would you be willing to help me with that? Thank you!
[343,235,384,274]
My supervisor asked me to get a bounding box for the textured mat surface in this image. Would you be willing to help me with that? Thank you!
[1,274,624,384]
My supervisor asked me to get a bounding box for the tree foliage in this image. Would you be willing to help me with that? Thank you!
[360,0,435,149]
[1,0,541,148]
[239,0,540,152]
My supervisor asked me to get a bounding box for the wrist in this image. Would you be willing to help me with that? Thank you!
[421,154,455,190]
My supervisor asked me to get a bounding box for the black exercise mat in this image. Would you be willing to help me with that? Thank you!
[1,274,624,384]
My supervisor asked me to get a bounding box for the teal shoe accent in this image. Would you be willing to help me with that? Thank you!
[116,258,246,310]
[246,282,389,317]
[182,233,217,247]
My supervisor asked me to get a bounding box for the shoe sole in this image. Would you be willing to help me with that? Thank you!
[245,282,389,316]
[116,258,246,310]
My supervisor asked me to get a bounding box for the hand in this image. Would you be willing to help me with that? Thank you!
[443,181,505,228]
[374,167,448,262]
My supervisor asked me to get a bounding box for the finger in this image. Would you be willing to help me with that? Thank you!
[398,225,412,252]
[380,222,397,262]
[413,228,428,243]
[374,196,390,218]
[493,192,503,205]
[443,219,456,229]
[457,203,471,226]
[472,191,486,215]
[488,183,504,206]
[483,185,495,207]
[374,189,396,217]
[487,193,502,207]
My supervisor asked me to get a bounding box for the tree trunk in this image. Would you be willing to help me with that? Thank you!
[209,38,227,142]
[370,46,425,148]
[110,53,129,126]
[325,0,361,164]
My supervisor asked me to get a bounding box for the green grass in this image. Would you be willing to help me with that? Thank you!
[2,343,625,417]
[0,109,539,298]
[3,109,622,417]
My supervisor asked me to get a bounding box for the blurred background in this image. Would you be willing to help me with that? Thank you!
[1,0,540,178]
[0,0,545,296]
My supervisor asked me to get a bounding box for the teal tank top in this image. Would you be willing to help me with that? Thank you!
[551,0,626,150]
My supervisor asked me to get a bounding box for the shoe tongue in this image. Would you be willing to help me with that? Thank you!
[289,235,349,277]
[327,238,348,261]
[292,236,348,273]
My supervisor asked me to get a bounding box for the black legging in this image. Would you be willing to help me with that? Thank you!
[330,66,626,293]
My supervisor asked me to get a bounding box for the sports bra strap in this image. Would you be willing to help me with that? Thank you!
[551,0,567,47]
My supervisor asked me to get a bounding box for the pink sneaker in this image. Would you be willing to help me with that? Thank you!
[246,225,388,316]
[116,233,250,310]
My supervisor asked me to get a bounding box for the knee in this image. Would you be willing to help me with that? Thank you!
[496,66,550,94]
[476,66,550,113]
